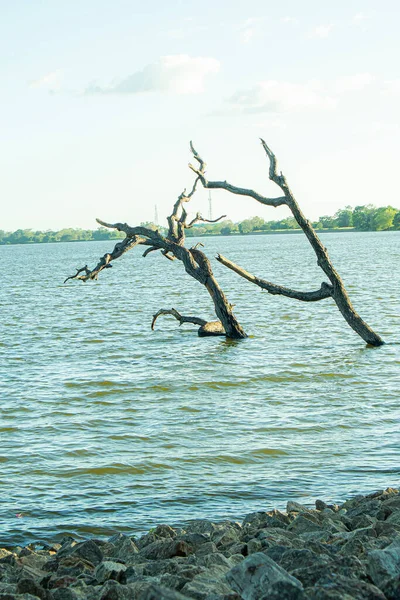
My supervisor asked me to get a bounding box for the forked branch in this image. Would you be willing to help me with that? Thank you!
[65,176,247,339]
[64,235,145,282]
[151,308,207,329]
[217,255,333,302]
[151,308,226,337]
[190,141,384,347]
[189,142,287,207]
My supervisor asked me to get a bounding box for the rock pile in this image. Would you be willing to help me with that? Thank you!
[1,488,400,599]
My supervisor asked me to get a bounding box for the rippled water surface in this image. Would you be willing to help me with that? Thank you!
[1,232,399,545]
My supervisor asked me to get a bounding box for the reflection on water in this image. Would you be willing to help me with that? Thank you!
[0,232,399,545]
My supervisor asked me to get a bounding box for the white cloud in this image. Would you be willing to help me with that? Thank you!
[30,70,63,91]
[310,23,334,38]
[86,55,220,95]
[251,116,287,130]
[353,12,371,24]
[241,27,255,43]
[367,121,400,135]
[238,17,261,44]
[382,79,400,96]
[227,80,337,114]
[281,16,298,24]
[334,73,375,93]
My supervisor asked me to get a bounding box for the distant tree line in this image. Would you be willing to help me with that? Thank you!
[0,226,126,245]
[1,206,399,245]
[186,204,400,236]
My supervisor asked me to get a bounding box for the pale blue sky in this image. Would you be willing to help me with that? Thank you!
[1,0,399,230]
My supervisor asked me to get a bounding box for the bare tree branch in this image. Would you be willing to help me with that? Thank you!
[64,236,144,282]
[217,254,333,302]
[64,265,91,284]
[186,212,227,228]
[151,308,207,329]
[142,246,161,258]
[151,308,225,336]
[189,142,287,207]
[190,140,384,346]
[65,176,247,339]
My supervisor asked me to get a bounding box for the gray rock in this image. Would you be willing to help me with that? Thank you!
[159,574,190,592]
[179,534,209,553]
[181,520,218,536]
[137,584,191,599]
[0,595,44,600]
[197,553,232,574]
[279,548,329,573]
[337,537,365,557]
[56,556,95,578]
[264,545,291,564]
[348,514,377,531]
[159,565,205,591]
[287,515,322,535]
[0,550,14,561]
[211,524,241,548]
[307,574,386,599]
[57,541,103,567]
[181,572,234,600]
[99,580,140,600]
[109,536,139,563]
[142,559,181,577]
[246,539,262,555]
[346,500,382,521]
[194,542,217,556]
[16,578,51,600]
[291,555,366,589]
[0,562,22,583]
[242,510,289,531]
[287,501,313,514]
[259,579,305,599]
[380,495,400,517]
[51,589,79,600]
[257,527,296,545]
[139,540,192,561]
[226,552,303,600]
[381,575,400,600]
[224,543,246,557]
[0,584,17,596]
[388,512,400,527]
[95,561,127,584]
[368,538,400,589]
[374,521,400,538]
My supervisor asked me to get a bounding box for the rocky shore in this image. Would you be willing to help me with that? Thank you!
[1,488,400,600]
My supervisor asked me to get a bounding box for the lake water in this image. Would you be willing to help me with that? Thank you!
[0,232,399,546]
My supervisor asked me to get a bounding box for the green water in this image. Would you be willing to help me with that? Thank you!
[0,231,399,545]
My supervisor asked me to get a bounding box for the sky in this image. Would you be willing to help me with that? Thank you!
[1,0,400,230]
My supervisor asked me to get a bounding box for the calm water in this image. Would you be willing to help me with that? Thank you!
[0,232,399,546]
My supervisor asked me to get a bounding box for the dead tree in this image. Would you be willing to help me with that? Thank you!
[189,140,384,347]
[64,180,247,339]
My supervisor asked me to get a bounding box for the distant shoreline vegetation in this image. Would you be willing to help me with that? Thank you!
[2,204,399,245]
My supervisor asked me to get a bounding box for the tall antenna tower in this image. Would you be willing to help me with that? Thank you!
[208,191,213,221]
[154,204,159,226]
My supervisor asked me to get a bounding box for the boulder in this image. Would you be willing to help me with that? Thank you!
[368,538,400,591]
[307,574,386,599]
[95,561,127,584]
[137,584,191,599]
[139,540,192,561]
[57,541,103,567]
[226,552,304,600]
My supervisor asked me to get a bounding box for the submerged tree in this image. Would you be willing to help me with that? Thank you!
[65,180,247,339]
[188,140,384,347]
[65,140,384,346]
